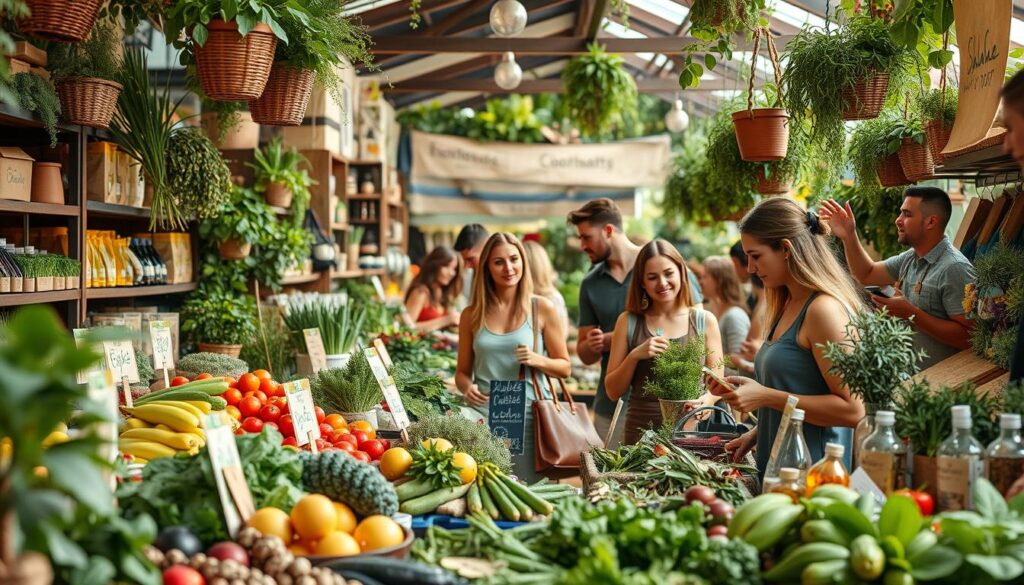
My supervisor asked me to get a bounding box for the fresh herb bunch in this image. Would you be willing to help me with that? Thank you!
[309,354,381,413]
[283,297,366,355]
[391,363,456,420]
[166,127,232,220]
[247,138,314,224]
[644,332,708,401]
[181,286,258,346]
[561,43,638,138]
[47,20,122,82]
[822,307,926,406]
[241,311,296,380]
[1002,381,1024,418]
[135,347,155,384]
[847,111,901,189]
[111,49,187,230]
[409,444,463,489]
[176,351,250,378]
[895,380,1001,457]
[199,186,273,247]
[407,414,513,472]
[917,86,958,125]
[10,72,60,146]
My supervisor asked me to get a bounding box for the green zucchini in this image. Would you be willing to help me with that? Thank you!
[135,389,219,406]
[467,482,482,514]
[399,483,472,516]
[485,475,519,521]
[498,473,554,515]
[479,479,500,520]
[489,471,531,521]
[395,477,436,502]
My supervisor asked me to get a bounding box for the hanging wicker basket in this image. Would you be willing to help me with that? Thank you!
[732,108,790,162]
[841,71,889,121]
[56,77,123,129]
[898,136,934,182]
[877,153,910,187]
[20,0,102,41]
[755,167,790,195]
[249,63,314,126]
[924,119,953,165]
[194,19,277,101]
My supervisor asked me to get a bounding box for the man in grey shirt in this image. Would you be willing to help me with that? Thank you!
[821,187,975,369]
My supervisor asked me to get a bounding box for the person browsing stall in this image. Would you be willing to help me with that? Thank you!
[701,255,752,377]
[707,198,865,477]
[404,246,463,334]
[455,233,570,481]
[453,224,489,307]
[524,240,570,332]
[605,240,724,444]
[820,187,975,369]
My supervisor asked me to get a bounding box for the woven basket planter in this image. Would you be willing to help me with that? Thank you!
[732,108,789,161]
[250,63,314,126]
[56,77,123,129]
[877,153,910,188]
[841,71,889,121]
[194,19,277,101]
[755,167,790,195]
[898,136,934,182]
[21,0,102,41]
[197,342,243,358]
[924,119,953,165]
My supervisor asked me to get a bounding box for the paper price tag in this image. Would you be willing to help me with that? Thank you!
[302,328,329,373]
[149,320,174,371]
[364,347,410,430]
[373,338,393,368]
[204,414,256,537]
[103,340,140,384]
[850,467,887,508]
[283,379,320,449]
[73,328,104,385]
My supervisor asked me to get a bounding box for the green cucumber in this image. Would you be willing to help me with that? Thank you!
[489,471,532,521]
[207,396,227,410]
[485,476,519,521]
[467,482,482,514]
[399,483,472,516]
[395,477,436,502]
[498,473,554,515]
[479,479,500,520]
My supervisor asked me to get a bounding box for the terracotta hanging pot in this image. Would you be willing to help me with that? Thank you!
[732,108,790,161]
[876,153,910,188]
[30,162,63,204]
[924,119,953,165]
[755,167,790,195]
[20,0,102,42]
[264,181,293,208]
[218,237,252,260]
[55,77,123,129]
[197,342,243,358]
[841,71,890,121]
[193,19,277,101]
[249,63,314,126]
[898,136,935,182]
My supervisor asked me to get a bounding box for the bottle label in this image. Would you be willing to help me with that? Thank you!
[861,451,895,493]
[938,455,981,511]
[986,457,1024,497]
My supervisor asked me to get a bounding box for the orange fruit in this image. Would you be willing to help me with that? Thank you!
[290,494,337,541]
[421,438,454,452]
[252,369,273,382]
[349,420,375,439]
[332,502,357,534]
[379,447,413,481]
[247,507,292,545]
[224,405,241,421]
[237,373,261,395]
[353,515,405,552]
[315,531,361,556]
[288,541,312,556]
[452,452,478,484]
[325,413,348,431]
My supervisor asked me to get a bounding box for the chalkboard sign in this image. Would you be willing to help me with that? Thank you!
[488,380,527,455]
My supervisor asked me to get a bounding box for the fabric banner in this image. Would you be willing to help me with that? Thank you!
[410,130,671,188]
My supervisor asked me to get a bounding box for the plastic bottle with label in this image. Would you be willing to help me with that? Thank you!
[806,443,851,495]
[763,408,812,493]
[937,405,984,511]
[985,413,1024,497]
[859,410,908,493]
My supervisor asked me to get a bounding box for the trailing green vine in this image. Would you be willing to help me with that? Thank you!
[9,73,61,146]
[561,43,637,138]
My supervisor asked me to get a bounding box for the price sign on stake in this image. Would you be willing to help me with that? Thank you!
[373,338,393,368]
[364,347,410,433]
[302,328,329,373]
[73,328,104,385]
[204,414,256,537]
[103,340,139,407]
[149,320,174,388]
[284,379,320,451]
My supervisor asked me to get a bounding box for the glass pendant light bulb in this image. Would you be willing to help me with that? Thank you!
[489,0,527,36]
[494,52,522,90]
[665,99,690,133]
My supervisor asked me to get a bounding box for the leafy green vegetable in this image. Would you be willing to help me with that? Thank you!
[392,363,456,420]
[117,427,304,543]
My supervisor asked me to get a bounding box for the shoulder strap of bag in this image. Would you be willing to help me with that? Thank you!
[627,313,638,349]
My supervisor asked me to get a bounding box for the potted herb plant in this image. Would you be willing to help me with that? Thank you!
[181,287,258,357]
[20,0,103,42]
[561,43,637,138]
[917,86,958,165]
[822,307,927,460]
[165,126,233,220]
[643,332,708,427]
[9,72,60,147]
[199,186,272,260]
[47,20,122,129]
[889,117,933,182]
[283,297,367,373]
[847,111,910,189]
[164,0,293,101]
[896,379,1000,501]
[309,354,382,429]
[246,138,314,209]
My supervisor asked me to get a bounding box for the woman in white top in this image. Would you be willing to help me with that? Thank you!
[700,256,751,377]
[523,241,570,332]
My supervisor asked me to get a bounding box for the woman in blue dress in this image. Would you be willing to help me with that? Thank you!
[708,197,866,477]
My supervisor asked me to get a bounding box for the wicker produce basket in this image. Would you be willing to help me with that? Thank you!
[194,19,277,101]
[56,77,123,129]
[841,71,889,121]
[924,119,953,165]
[250,63,314,126]
[21,0,102,42]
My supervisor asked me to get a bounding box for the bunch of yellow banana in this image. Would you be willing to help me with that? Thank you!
[119,401,210,463]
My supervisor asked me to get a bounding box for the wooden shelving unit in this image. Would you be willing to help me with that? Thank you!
[0,289,81,307]
[0,200,80,216]
[86,283,199,299]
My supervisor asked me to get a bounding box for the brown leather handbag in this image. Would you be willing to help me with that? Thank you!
[529,298,604,471]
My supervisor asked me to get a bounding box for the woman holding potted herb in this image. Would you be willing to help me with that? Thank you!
[404,246,463,335]
[456,233,570,482]
[605,239,724,445]
[708,197,866,478]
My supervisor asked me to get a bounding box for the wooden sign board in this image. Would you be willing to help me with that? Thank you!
[283,379,320,450]
[204,414,256,537]
[944,0,1012,154]
[909,350,1005,390]
[364,347,410,430]
[487,380,527,455]
[302,328,329,373]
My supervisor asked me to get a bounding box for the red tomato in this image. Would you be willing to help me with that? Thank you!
[259,378,279,398]
[244,390,268,404]
[319,423,335,437]
[380,399,390,412]
[252,369,272,382]
[314,406,326,424]
[336,434,358,447]
[350,450,371,463]
[170,376,190,387]
[237,373,260,395]
[162,565,205,585]
[263,421,279,433]
[222,388,243,406]
[361,439,385,460]
[238,396,262,419]
[350,430,370,447]
[894,489,934,516]
[378,438,391,451]
[277,414,294,437]
[194,373,213,381]
[282,436,297,447]
[331,429,351,443]
[269,396,288,412]
[314,438,331,451]
[334,441,356,453]
[241,417,264,433]
[259,404,282,423]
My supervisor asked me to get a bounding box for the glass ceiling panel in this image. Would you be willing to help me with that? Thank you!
[769,0,826,29]
[626,0,689,25]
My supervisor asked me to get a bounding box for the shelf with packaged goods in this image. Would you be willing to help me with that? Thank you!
[0,288,81,307]
[0,199,80,216]
[86,282,198,299]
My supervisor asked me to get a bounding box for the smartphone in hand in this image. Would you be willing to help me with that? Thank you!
[865,285,896,298]
[703,366,736,393]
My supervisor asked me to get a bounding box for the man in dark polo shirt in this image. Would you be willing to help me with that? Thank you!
[567,199,702,445]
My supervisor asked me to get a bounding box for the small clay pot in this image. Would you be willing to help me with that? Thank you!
[30,162,64,204]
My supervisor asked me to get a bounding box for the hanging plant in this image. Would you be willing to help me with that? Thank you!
[8,72,60,146]
[561,43,637,138]
[47,19,123,129]
[917,83,957,164]
[964,243,1024,369]
[889,117,933,182]
[847,111,901,189]
[679,0,764,89]
[165,126,233,220]
[731,27,789,162]
[884,0,954,69]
